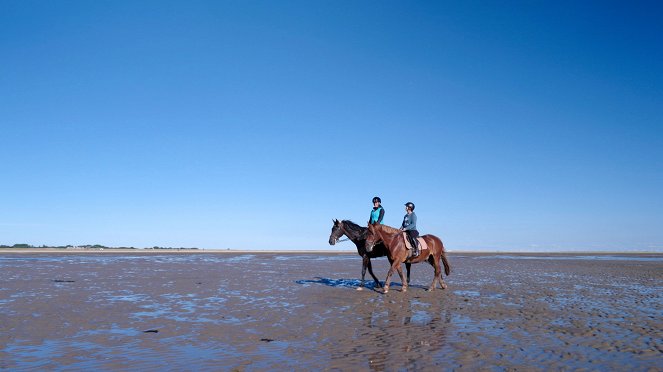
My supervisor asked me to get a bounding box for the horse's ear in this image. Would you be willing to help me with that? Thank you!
[333,219,339,224]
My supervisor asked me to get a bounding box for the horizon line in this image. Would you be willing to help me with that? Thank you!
[1,248,662,255]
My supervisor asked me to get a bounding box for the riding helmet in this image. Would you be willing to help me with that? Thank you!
[405,202,415,211]
[372,196,381,203]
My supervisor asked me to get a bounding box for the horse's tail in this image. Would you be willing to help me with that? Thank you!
[441,249,451,276]
[426,234,451,276]
[435,235,451,276]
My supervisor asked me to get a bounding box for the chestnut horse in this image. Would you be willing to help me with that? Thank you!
[365,223,450,293]
[329,219,411,290]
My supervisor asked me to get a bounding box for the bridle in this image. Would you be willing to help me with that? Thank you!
[333,224,350,244]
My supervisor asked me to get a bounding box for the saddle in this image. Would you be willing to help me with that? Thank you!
[402,233,428,253]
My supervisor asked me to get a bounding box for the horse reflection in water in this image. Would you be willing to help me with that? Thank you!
[360,297,452,371]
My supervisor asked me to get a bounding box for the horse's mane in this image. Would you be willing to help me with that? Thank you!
[378,224,402,234]
[341,220,367,236]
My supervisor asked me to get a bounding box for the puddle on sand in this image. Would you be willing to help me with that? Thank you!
[469,255,663,262]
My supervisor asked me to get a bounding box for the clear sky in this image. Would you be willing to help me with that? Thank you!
[2,1,662,251]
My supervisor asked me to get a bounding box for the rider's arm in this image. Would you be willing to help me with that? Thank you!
[403,213,417,231]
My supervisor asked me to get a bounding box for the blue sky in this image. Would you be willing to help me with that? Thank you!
[2,1,661,251]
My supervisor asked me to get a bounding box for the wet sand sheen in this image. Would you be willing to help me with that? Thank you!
[0,252,661,370]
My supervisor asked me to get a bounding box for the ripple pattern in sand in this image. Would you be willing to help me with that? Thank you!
[0,253,661,370]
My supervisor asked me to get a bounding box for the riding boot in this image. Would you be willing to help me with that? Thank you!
[411,240,419,258]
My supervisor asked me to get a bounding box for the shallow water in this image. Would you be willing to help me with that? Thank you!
[464,254,663,262]
[1,253,661,370]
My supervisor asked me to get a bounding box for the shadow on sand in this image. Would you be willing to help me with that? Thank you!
[295,277,428,292]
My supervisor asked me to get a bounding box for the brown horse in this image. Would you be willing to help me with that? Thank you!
[365,223,450,293]
[329,219,411,290]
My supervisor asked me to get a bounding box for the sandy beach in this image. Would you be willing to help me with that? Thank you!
[1,251,661,370]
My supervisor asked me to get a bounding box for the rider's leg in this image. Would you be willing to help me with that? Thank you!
[408,231,420,258]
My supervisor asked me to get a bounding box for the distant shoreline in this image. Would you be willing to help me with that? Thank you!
[0,248,661,257]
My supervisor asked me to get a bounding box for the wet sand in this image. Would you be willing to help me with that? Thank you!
[1,252,661,370]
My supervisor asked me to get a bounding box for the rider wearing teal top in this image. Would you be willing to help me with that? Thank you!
[369,196,385,224]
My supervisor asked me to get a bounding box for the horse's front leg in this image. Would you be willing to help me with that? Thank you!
[405,262,412,285]
[427,255,443,291]
[366,257,383,288]
[383,265,396,294]
[383,261,402,294]
[395,263,407,292]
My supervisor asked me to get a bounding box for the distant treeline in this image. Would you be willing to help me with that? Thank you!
[0,244,199,250]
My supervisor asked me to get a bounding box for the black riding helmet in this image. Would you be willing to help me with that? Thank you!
[372,196,381,203]
[405,202,415,211]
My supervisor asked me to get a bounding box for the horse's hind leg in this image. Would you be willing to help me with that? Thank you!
[439,253,449,289]
[405,262,412,284]
[438,272,447,289]
[427,256,441,291]
[366,257,382,288]
[438,267,447,289]
[433,255,448,289]
[358,256,369,290]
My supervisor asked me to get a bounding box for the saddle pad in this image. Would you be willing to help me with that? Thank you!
[402,232,411,249]
[417,237,429,252]
[402,233,428,252]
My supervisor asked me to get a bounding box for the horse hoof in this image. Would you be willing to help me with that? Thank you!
[356,287,364,291]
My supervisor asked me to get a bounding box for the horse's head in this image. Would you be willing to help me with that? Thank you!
[365,223,381,253]
[329,219,344,245]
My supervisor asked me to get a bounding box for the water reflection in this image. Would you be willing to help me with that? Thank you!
[295,277,378,290]
[358,296,451,371]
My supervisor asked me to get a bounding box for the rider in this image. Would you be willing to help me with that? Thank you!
[369,196,385,224]
[400,202,419,258]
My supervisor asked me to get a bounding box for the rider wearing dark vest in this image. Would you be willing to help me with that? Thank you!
[369,196,385,224]
[401,202,419,258]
